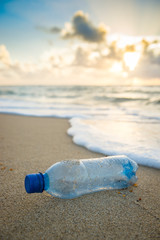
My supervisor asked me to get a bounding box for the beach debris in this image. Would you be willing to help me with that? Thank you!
[129,189,133,192]
[133,183,138,187]
[136,197,142,203]
[24,155,138,199]
[1,166,6,170]
[0,165,14,171]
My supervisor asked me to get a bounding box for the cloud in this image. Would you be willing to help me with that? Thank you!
[36,26,61,34]
[73,47,91,67]
[36,11,108,43]
[125,45,135,52]
[107,41,123,60]
[61,11,108,42]
[0,45,11,66]
[1,37,160,86]
[73,44,113,69]
[129,58,160,79]
[126,39,160,79]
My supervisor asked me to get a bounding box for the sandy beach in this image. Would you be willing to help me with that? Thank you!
[0,114,160,240]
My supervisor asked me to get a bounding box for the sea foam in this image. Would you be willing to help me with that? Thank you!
[0,85,160,169]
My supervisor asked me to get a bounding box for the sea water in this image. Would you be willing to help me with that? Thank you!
[0,85,160,169]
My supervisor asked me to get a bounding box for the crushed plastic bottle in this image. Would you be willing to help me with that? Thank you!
[25,155,138,199]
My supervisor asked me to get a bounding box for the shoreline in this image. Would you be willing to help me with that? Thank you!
[0,114,160,239]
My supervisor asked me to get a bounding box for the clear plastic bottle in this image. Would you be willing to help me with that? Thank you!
[25,155,138,199]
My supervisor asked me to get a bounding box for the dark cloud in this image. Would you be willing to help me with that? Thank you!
[36,26,61,34]
[62,11,107,42]
[36,11,107,42]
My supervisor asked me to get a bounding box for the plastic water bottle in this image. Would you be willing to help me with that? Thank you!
[25,155,138,199]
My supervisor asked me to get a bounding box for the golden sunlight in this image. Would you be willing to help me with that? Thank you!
[123,52,140,71]
[110,62,122,73]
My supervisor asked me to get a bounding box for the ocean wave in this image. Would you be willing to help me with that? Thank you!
[0,85,160,169]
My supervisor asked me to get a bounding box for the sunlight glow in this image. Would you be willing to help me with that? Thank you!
[123,52,140,71]
[110,62,122,73]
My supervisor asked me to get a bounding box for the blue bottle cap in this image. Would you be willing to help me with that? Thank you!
[25,173,44,193]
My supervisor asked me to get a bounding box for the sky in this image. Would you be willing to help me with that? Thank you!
[0,0,160,86]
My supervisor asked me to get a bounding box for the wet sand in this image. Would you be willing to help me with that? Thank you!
[0,114,160,240]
